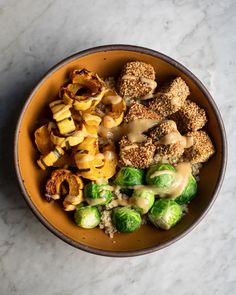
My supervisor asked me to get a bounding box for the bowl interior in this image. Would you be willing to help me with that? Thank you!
[16,48,225,255]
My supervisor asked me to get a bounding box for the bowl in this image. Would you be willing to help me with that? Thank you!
[14,45,227,257]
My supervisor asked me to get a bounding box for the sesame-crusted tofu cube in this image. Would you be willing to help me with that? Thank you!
[150,120,185,164]
[154,143,185,165]
[118,61,157,100]
[183,131,215,164]
[148,77,190,117]
[149,120,177,141]
[119,137,156,168]
[124,102,161,123]
[169,100,207,133]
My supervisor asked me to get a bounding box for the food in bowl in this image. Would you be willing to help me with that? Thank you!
[34,61,215,238]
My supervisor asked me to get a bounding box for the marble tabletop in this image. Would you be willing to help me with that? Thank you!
[0,0,235,294]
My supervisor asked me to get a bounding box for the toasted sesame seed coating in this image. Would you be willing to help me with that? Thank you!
[149,120,177,141]
[119,136,156,168]
[183,131,215,164]
[148,77,190,116]
[169,100,207,133]
[154,143,185,164]
[118,61,156,99]
[124,102,162,123]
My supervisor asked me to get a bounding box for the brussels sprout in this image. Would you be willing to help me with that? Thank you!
[148,199,182,230]
[175,175,197,205]
[146,164,176,188]
[74,205,100,229]
[112,207,141,233]
[129,189,155,214]
[114,167,144,187]
[84,182,112,205]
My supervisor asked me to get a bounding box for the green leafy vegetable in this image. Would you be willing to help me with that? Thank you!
[112,207,141,233]
[148,199,182,230]
[74,205,100,229]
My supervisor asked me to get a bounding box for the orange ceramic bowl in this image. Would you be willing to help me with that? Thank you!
[14,45,227,257]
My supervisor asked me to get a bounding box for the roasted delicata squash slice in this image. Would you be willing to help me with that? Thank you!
[45,169,84,211]
[75,137,99,155]
[34,124,54,155]
[49,122,86,149]
[61,69,106,111]
[49,100,76,135]
[74,137,103,170]
[77,144,117,180]
[37,146,64,170]
[101,89,126,129]
[82,113,102,127]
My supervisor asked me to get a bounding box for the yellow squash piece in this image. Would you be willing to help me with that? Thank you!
[49,122,86,149]
[34,124,54,155]
[61,69,106,111]
[45,169,84,211]
[82,113,102,127]
[49,100,71,122]
[101,89,126,129]
[75,137,99,155]
[76,144,117,180]
[37,146,64,170]
[49,100,76,135]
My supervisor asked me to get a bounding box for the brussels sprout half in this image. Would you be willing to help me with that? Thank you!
[74,205,100,229]
[84,182,112,206]
[148,199,182,230]
[114,167,144,187]
[129,189,155,215]
[146,163,176,188]
[175,175,197,205]
[112,207,141,233]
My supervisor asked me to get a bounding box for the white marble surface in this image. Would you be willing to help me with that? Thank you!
[0,0,235,294]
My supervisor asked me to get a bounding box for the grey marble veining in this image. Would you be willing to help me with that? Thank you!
[0,0,235,294]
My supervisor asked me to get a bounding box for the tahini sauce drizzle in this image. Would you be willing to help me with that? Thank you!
[158,120,193,148]
[102,95,122,105]
[98,118,160,143]
[131,162,191,199]
[150,170,176,178]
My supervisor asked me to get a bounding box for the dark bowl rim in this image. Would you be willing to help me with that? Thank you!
[14,44,227,257]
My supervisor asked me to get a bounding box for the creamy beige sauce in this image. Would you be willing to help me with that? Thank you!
[98,125,118,140]
[103,95,122,105]
[95,179,108,185]
[104,151,116,160]
[122,75,157,89]
[129,194,151,214]
[158,120,193,148]
[103,115,117,129]
[64,195,80,204]
[140,77,157,89]
[122,144,139,151]
[131,162,191,198]
[126,119,159,143]
[150,170,176,178]
[112,198,129,207]
[159,131,193,148]
[76,154,95,163]
[45,193,60,200]
[121,74,137,80]
[99,118,160,143]
[86,197,106,206]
